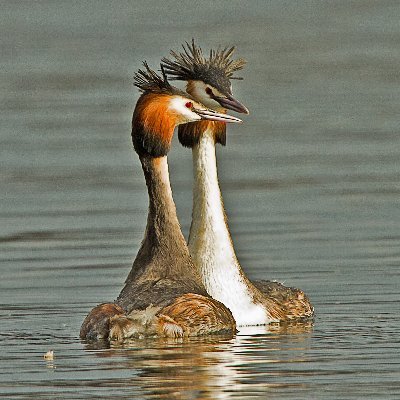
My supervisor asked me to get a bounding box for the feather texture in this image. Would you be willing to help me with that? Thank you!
[161,39,246,94]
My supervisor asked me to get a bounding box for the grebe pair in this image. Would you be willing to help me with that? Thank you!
[80,42,314,342]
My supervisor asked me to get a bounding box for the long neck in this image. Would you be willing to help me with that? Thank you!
[188,130,270,325]
[188,130,240,272]
[126,155,202,285]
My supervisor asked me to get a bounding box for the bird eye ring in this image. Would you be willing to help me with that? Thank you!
[185,102,193,108]
[205,87,213,95]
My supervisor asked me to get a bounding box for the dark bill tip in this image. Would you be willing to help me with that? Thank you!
[213,94,249,114]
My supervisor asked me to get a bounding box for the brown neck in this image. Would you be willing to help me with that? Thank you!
[125,154,202,285]
[178,120,227,148]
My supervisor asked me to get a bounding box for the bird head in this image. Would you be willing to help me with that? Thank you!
[161,39,249,115]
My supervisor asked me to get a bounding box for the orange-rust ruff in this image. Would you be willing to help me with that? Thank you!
[132,93,178,157]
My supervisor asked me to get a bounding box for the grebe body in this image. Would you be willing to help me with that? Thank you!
[80,63,241,341]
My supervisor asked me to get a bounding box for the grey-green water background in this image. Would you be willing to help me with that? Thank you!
[1,1,400,399]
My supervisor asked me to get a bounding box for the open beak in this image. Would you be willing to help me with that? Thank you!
[193,108,242,123]
[212,94,249,114]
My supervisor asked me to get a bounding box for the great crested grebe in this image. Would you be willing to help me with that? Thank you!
[162,41,314,326]
[80,63,242,341]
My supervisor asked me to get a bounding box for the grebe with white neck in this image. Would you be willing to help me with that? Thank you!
[162,41,314,326]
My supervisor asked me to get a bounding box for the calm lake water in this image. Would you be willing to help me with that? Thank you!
[1,1,400,398]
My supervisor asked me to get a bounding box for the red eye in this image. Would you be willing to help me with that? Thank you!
[185,102,193,108]
[206,87,212,95]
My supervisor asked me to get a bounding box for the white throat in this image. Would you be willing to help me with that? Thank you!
[188,129,270,326]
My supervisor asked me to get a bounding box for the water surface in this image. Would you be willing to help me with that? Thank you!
[1,1,400,398]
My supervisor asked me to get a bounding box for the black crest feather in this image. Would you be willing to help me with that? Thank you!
[134,61,173,94]
[161,39,246,94]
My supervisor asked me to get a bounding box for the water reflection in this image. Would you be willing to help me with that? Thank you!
[84,323,313,399]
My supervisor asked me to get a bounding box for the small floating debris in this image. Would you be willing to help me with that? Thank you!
[43,350,54,361]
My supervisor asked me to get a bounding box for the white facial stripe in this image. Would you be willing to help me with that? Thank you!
[189,81,225,110]
[209,85,225,98]
[168,96,201,123]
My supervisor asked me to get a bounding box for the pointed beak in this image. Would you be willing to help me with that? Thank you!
[213,94,249,114]
[193,107,242,123]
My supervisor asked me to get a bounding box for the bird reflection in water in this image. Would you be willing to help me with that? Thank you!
[83,322,313,399]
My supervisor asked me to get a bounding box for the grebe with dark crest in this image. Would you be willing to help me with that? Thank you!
[162,40,314,326]
[80,63,242,341]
